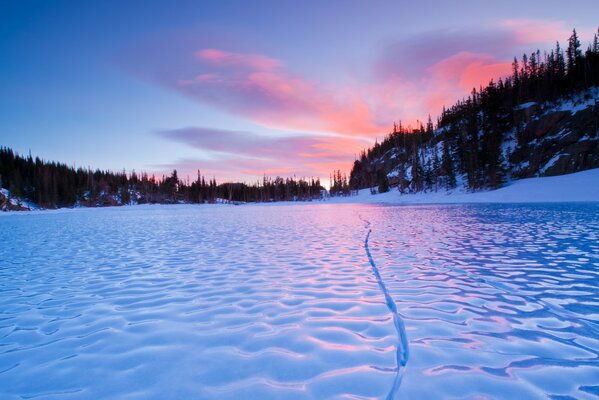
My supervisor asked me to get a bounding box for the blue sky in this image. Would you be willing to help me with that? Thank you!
[1,0,597,181]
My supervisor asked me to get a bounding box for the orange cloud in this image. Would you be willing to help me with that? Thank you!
[428,51,512,91]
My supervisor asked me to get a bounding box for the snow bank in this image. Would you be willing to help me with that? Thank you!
[328,168,599,204]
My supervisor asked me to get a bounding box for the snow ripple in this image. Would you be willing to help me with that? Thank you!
[367,203,599,399]
[0,205,399,399]
[1,203,598,399]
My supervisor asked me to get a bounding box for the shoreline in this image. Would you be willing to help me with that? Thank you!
[2,168,598,215]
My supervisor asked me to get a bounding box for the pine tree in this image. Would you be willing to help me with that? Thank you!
[567,29,581,73]
[441,139,456,189]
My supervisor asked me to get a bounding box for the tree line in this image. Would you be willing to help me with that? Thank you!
[329,170,351,197]
[0,147,324,208]
[350,28,599,193]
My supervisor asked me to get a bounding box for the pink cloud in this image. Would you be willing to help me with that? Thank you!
[177,27,545,138]
[367,19,581,124]
[240,167,298,176]
[156,126,368,181]
[460,58,512,90]
[501,19,572,45]
[419,51,513,113]
[133,19,587,138]
[196,48,281,71]
[427,52,511,90]
[359,52,513,129]
[178,50,386,136]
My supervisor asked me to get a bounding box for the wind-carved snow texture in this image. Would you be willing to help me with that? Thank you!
[367,203,599,399]
[0,205,400,399]
[360,215,409,399]
[1,203,599,399]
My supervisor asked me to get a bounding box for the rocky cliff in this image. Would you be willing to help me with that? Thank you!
[510,95,598,178]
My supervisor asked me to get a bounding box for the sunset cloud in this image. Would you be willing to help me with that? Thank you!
[196,49,281,71]
[156,126,368,181]
[367,19,576,123]
[176,19,575,132]
[133,18,593,181]
[177,51,385,136]
[501,19,572,45]
[420,52,512,111]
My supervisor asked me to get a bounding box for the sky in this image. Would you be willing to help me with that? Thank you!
[1,0,598,184]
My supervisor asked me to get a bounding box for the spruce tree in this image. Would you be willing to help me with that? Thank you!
[567,29,581,73]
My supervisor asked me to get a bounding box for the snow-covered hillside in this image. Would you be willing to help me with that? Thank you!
[332,167,599,204]
[0,188,36,211]
[350,86,599,195]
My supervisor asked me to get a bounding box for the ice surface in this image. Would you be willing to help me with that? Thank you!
[1,203,598,399]
[0,205,397,399]
[366,204,599,399]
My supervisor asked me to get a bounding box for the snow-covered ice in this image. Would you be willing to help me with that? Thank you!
[1,201,598,399]
[0,205,398,399]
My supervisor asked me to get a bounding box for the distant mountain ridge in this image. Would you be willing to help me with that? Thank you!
[350,29,599,194]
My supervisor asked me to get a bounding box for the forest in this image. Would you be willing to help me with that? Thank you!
[350,29,599,193]
[0,147,324,208]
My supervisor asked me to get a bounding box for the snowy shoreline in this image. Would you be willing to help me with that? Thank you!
[1,168,598,216]
[328,167,599,205]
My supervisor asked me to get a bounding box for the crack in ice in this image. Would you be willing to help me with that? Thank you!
[361,216,409,399]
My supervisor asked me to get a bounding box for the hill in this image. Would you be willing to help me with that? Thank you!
[349,29,599,195]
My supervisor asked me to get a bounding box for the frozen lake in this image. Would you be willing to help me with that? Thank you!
[1,203,598,399]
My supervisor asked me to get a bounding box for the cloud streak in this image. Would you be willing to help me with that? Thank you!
[196,48,281,71]
[156,126,368,181]
[176,50,384,136]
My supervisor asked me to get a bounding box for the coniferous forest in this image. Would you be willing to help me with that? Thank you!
[350,29,599,193]
[0,148,323,209]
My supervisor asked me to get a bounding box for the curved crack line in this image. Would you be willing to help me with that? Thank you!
[361,216,409,399]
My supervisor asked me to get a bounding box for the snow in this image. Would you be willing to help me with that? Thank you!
[514,101,537,110]
[537,128,567,143]
[539,153,563,175]
[387,169,400,179]
[1,200,597,399]
[0,188,38,210]
[328,168,599,205]
[547,86,598,115]
[501,130,516,160]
